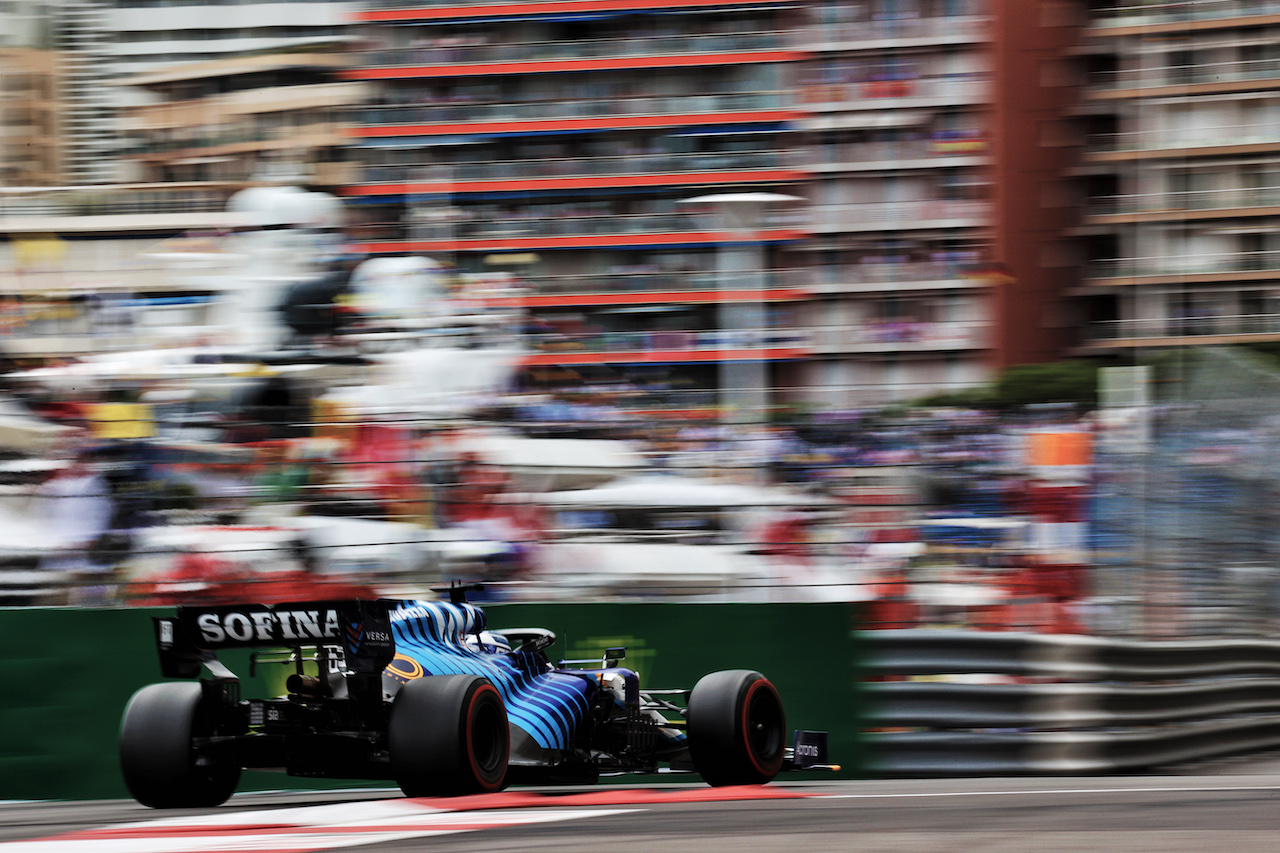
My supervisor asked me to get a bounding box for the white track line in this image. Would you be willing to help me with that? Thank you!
[3,802,639,853]
[822,783,1280,800]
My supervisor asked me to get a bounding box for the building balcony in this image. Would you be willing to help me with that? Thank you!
[349,149,804,194]
[1085,250,1280,285]
[127,122,349,158]
[1085,123,1280,159]
[801,14,989,49]
[123,82,366,128]
[0,185,230,220]
[359,31,788,70]
[1083,313,1280,347]
[809,261,992,294]
[353,91,794,134]
[519,327,812,366]
[359,0,786,21]
[350,50,801,81]
[1086,188,1280,223]
[802,138,989,172]
[354,210,808,253]
[810,199,990,233]
[812,321,989,354]
[1088,57,1280,96]
[484,268,813,306]
[1088,0,1280,33]
[798,75,989,108]
[451,210,783,240]
[310,161,361,187]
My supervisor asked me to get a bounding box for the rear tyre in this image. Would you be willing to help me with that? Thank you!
[687,669,786,786]
[389,675,509,797]
[119,682,241,808]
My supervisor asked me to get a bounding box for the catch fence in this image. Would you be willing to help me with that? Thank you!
[1092,347,1280,638]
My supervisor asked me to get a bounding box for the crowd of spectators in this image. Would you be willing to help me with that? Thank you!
[0,365,1104,633]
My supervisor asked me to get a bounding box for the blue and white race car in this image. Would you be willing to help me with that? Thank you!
[120,585,832,807]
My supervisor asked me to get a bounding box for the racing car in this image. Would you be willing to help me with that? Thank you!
[119,584,833,807]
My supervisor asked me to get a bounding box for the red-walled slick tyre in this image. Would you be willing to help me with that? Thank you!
[389,674,510,797]
[687,669,786,786]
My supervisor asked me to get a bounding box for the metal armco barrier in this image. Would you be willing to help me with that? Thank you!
[865,629,1280,776]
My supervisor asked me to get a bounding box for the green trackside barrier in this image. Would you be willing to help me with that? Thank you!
[0,603,865,802]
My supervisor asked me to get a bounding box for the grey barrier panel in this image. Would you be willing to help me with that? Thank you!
[870,717,1280,777]
[863,629,1280,777]
[867,678,1280,728]
[865,629,1280,679]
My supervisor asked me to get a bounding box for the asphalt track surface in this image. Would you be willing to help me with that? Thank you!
[7,759,1280,853]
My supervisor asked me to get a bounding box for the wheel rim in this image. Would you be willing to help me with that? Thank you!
[743,680,784,772]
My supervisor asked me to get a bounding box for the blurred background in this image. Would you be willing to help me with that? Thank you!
[2,0,1279,640]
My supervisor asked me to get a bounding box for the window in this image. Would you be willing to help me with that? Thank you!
[1241,42,1280,80]
[1167,49,1196,85]
[940,167,984,201]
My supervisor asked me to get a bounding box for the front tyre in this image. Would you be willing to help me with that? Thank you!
[389,675,510,797]
[687,669,786,786]
[119,682,241,808]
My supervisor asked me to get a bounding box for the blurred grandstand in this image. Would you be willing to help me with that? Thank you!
[3,185,1279,637]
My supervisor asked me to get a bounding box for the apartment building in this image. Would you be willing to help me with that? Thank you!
[58,0,120,183]
[105,0,359,79]
[342,0,811,413]
[118,53,370,188]
[1,0,1091,403]
[42,0,361,185]
[798,0,1083,389]
[1,0,61,186]
[1077,0,1280,351]
[0,3,368,356]
[0,48,61,187]
[797,0,994,405]
[341,0,1086,408]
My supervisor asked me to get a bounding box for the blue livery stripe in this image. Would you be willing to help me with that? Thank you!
[388,601,592,750]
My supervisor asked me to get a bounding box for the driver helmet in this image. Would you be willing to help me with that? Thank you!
[465,630,511,654]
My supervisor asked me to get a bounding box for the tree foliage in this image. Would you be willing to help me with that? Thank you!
[910,360,1101,410]
[994,360,1099,408]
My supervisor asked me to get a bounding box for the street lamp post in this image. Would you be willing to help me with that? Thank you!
[677,192,803,465]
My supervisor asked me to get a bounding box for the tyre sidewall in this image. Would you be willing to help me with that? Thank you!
[461,681,508,790]
[119,682,240,808]
[687,669,786,786]
[390,674,510,796]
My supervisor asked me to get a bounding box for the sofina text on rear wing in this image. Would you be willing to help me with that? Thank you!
[153,600,395,686]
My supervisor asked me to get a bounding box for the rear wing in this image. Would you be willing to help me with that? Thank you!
[154,600,395,680]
